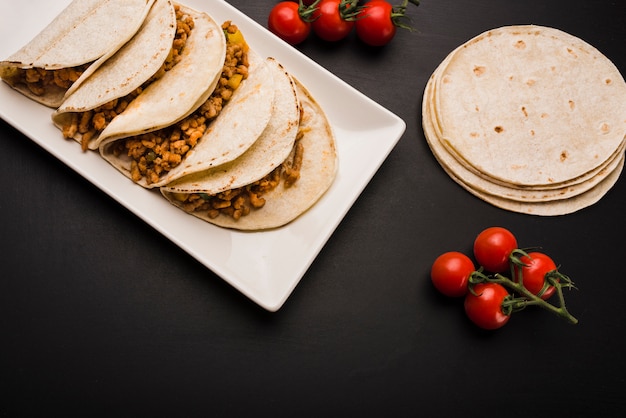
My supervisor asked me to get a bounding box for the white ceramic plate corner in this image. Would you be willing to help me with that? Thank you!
[0,0,406,311]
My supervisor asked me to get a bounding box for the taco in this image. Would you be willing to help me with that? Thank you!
[161,73,337,230]
[0,0,155,107]
[99,45,276,188]
[52,1,227,151]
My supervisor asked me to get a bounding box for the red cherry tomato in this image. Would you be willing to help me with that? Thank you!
[464,283,511,330]
[515,252,558,300]
[431,252,475,298]
[473,227,518,273]
[268,2,312,45]
[355,0,397,46]
[311,0,357,42]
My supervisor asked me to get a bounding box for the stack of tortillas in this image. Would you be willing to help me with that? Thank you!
[422,25,626,215]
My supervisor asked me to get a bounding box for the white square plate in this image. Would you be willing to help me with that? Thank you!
[0,0,406,311]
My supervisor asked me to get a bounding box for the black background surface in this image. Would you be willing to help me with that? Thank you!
[2,0,625,416]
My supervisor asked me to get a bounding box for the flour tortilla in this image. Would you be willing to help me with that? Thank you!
[51,0,176,147]
[434,25,626,187]
[424,49,618,192]
[162,77,337,230]
[99,49,275,188]
[422,25,626,215]
[53,2,226,151]
[0,0,155,107]
[162,57,300,196]
[443,154,624,216]
[423,74,626,203]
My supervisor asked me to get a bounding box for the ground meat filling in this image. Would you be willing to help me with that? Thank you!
[111,21,249,185]
[11,64,90,97]
[178,127,306,221]
[61,5,194,150]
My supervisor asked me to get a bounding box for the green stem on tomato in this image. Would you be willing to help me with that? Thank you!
[492,273,578,325]
[390,0,421,30]
[298,0,321,23]
[338,0,361,21]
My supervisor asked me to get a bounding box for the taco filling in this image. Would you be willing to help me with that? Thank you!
[174,129,305,221]
[5,64,90,98]
[109,21,249,185]
[60,4,193,150]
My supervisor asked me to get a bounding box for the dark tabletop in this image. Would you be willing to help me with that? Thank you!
[2,0,625,416]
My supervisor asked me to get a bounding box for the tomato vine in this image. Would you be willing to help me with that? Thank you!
[469,261,578,325]
[431,226,579,330]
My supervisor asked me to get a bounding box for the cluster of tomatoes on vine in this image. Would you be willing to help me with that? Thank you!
[430,227,578,330]
[268,0,420,46]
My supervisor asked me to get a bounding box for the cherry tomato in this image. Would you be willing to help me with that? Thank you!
[355,0,397,46]
[268,2,313,45]
[464,283,511,330]
[431,252,475,298]
[311,0,357,42]
[515,252,558,300]
[473,227,518,273]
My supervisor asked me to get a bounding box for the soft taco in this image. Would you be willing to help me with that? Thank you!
[99,45,276,188]
[161,73,337,230]
[52,1,226,151]
[0,0,155,107]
